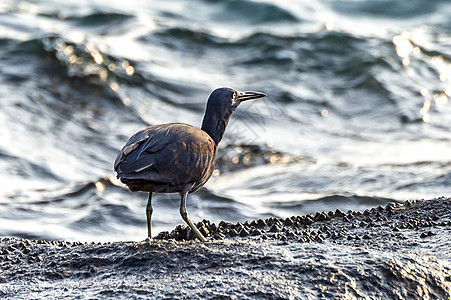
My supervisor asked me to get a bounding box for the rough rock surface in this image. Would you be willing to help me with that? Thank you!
[1,198,450,299]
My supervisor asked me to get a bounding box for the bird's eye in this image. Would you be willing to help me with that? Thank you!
[233,92,237,99]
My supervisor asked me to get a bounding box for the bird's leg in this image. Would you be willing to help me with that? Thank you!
[146,192,153,239]
[179,190,207,242]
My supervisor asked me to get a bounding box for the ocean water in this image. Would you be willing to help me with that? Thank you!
[0,0,450,242]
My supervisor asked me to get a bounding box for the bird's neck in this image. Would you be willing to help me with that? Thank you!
[201,112,231,145]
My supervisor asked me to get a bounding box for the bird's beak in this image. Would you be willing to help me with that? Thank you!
[237,91,267,102]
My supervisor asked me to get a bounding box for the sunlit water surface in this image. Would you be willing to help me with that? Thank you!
[0,0,450,241]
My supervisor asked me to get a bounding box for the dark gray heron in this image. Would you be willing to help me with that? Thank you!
[114,87,267,242]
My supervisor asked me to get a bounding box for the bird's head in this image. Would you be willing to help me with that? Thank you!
[207,87,267,113]
[202,87,267,144]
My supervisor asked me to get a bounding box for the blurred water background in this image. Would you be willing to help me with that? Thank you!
[0,0,450,242]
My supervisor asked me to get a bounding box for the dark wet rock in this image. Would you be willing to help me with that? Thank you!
[420,231,434,238]
[268,224,280,233]
[284,217,294,226]
[238,228,249,237]
[250,228,262,236]
[304,216,314,225]
[314,211,330,222]
[227,228,238,237]
[334,209,345,218]
[213,232,225,240]
[218,220,231,229]
[197,223,210,237]
[256,219,266,228]
[0,198,450,299]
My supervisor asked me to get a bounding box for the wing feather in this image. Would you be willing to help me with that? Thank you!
[114,123,216,186]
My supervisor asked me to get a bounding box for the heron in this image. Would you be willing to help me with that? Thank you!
[114,87,267,242]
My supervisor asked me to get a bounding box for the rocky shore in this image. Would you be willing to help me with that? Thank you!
[1,197,450,299]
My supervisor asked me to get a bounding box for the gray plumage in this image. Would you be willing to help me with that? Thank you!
[114,87,267,241]
[114,123,216,193]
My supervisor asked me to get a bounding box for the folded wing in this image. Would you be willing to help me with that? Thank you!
[114,124,216,187]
